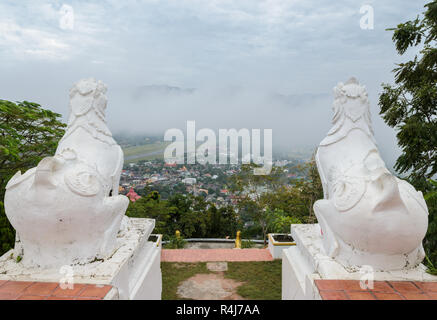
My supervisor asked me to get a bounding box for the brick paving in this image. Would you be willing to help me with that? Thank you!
[315,280,437,300]
[0,280,112,300]
[161,248,274,262]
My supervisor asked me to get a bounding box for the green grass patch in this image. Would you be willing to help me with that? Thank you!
[161,260,282,300]
[122,142,170,163]
[122,142,169,157]
[161,262,211,300]
[224,260,282,300]
[124,154,164,163]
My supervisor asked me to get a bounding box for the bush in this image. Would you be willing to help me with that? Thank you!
[266,208,301,234]
[241,240,255,248]
[164,235,187,249]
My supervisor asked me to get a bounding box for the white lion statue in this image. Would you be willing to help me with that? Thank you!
[4,78,129,268]
[314,77,429,271]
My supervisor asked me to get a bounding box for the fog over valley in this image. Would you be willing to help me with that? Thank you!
[0,0,425,169]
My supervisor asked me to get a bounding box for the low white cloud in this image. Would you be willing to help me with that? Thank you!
[0,20,70,60]
[0,0,428,169]
[0,1,112,61]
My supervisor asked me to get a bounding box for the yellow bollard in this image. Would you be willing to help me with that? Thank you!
[175,230,181,239]
[235,230,241,249]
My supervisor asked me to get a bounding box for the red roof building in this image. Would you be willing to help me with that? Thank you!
[164,162,177,168]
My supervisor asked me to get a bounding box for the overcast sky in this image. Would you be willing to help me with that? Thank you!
[0,0,429,167]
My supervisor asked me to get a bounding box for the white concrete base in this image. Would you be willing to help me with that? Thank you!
[268,233,295,259]
[282,224,437,300]
[0,218,162,300]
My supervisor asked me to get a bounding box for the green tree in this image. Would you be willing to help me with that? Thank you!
[0,100,65,255]
[165,194,221,239]
[379,1,437,272]
[217,205,240,237]
[290,156,323,223]
[231,161,322,243]
[125,191,175,235]
[424,179,437,273]
[206,204,240,238]
[167,194,194,236]
[265,208,301,234]
[379,1,437,182]
[231,164,284,244]
[261,156,323,224]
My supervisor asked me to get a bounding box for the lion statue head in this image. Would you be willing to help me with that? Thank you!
[68,78,108,121]
[327,77,373,138]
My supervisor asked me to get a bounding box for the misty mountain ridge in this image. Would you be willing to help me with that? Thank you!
[131,84,329,109]
[270,92,330,109]
[132,85,195,101]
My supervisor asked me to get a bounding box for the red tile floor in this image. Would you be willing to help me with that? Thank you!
[0,280,112,300]
[315,279,437,300]
[161,248,274,262]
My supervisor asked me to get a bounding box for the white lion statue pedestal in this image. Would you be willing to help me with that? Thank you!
[314,77,429,271]
[4,78,129,268]
[282,78,434,300]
